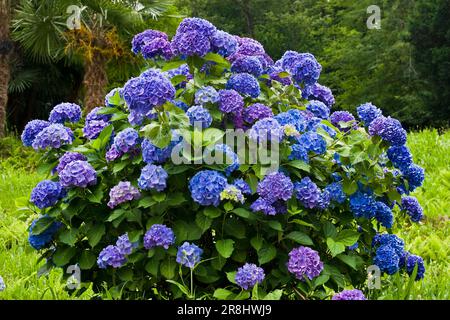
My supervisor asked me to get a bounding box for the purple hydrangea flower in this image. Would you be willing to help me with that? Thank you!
[349,191,378,219]
[28,217,62,250]
[59,160,97,188]
[122,69,175,116]
[387,145,413,170]
[189,170,228,207]
[218,89,244,115]
[375,201,394,229]
[97,245,127,269]
[56,152,87,174]
[141,37,173,60]
[186,105,213,128]
[106,144,122,162]
[401,196,424,222]
[195,86,219,105]
[83,120,110,140]
[144,224,175,249]
[294,177,321,209]
[235,263,265,290]
[281,51,321,86]
[107,181,141,209]
[401,164,425,192]
[330,111,356,132]
[32,124,74,150]
[325,182,347,204]
[142,138,175,164]
[405,254,425,280]
[226,73,260,98]
[171,18,217,57]
[233,179,252,195]
[48,103,82,124]
[250,197,276,216]
[374,245,400,275]
[332,289,366,300]
[297,132,327,155]
[231,56,263,77]
[132,29,168,54]
[176,242,203,269]
[303,83,335,108]
[113,128,140,153]
[116,234,135,256]
[306,100,330,120]
[211,30,238,57]
[256,172,293,204]
[21,120,50,147]
[138,164,168,192]
[357,103,382,126]
[248,118,284,143]
[243,103,273,125]
[214,144,239,176]
[30,180,65,209]
[368,116,407,146]
[287,246,323,281]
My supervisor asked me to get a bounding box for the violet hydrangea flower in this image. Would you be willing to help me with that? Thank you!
[303,83,335,108]
[48,102,82,124]
[56,152,87,174]
[235,263,265,290]
[231,56,264,77]
[97,245,127,269]
[306,100,330,120]
[32,124,74,150]
[59,160,97,188]
[171,18,217,57]
[113,128,140,153]
[186,105,213,128]
[138,164,168,192]
[368,116,407,146]
[107,181,141,209]
[144,224,175,250]
[330,111,356,132]
[116,234,135,256]
[357,103,382,126]
[195,86,219,105]
[332,289,366,300]
[21,120,50,147]
[211,30,238,57]
[248,118,284,143]
[218,89,244,115]
[294,177,321,209]
[401,196,424,222]
[83,119,110,140]
[287,246,323,281]
[243,103,273,125]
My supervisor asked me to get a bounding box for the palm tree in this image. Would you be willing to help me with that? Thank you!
[12,0,174,111]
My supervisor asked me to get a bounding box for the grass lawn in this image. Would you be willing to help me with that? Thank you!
[0,129,449,300]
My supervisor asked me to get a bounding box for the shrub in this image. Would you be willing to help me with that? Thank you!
[22,18,426,300]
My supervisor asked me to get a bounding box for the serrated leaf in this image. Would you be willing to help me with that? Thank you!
[258,245,277,264]
[286,231,313,245]
[268,220,283,232]
[326,238,345,257]
[195,212,212,233]
[59,228,78,246]
[335,230,360,246]
[250,237,264,251]
[215,239,235,258]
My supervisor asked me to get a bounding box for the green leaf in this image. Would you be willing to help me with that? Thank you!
[342,178,358,195]
[79,250,96,270]
[226,271,237,284]
[268,220,283,232]
[202,128,225,146]
[86,185,104,204]
[52,247,77,267]
[170,74,187,87]
[326,238,345,257]
[138,197,156,208]
[204,52,230,66]
[166,280,190,297]
[312,274,330,288]
[145,259,160,277]
[286,160,311,172]
[204,207,222,218]
[87,224,105,248]
[250,237,264,251]
[141,122,172,149]
[107,209,126,222]
[91,124,113,150]
[160,258,176,279]
[215,239,235,258]
[112,161,127,174]
[59,228,78,246]
[232,208,251,219]
[224,219,246,239]
[336,254,364,271]
[117,268,134,281]
[213,288,234,300]
[258,245,277,264]
[335,230,360,246]
[162,60,187,71]
[323,222,337,238]
[223,202,234,212]
[30,216,55,235]
[263,289,283,300]
[234,291,251,300]
[286,231,314,245]
[195,212,212,233]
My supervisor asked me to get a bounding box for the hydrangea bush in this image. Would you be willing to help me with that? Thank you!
[22,18,426,300]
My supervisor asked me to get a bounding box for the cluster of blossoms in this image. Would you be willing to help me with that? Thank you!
[21,17,428,300]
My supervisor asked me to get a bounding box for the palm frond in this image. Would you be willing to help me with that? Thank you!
[8,67,40,94]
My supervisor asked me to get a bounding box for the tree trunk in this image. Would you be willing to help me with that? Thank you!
[0,0,12,137]
[83,51,108,112]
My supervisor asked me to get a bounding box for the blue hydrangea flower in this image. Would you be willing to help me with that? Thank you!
[275,109,308,133]
[387,145,413,170]
[48,103,82,124]
[330,111,356,132]
[325,182,347,204]
[289,144,309,162]
[83,120,110,140]
[138,164,168,192]
[405,254,425,280]
[218,89,244,115]
[372,234,404,256]
[21,120,50,147]
[97,245,127,269]
[28,218,62,250]
[281,51,321,86]
[186,105,213,128]
[30,180,65,209]
[176,242,203,269]
[107,181,141,209]
[317,190,331,210]
[116,234,135,256]
[171,18,217,57]
[144,224,175,249]
[375,201,394,229]
[250,197,276,216]
[349,191,378,219]
[231,56,264,77]
[287,246,323,281]
[401,196,424,222]
[233,179,252,195]
[32,124,74,150]
[214,144,239,176]
[189,170,228,207]
[86,107,112,123]
[141,36,173,60]
[243,103,273,125]
[306,100,330,120]
[235,263,265,290]
[357,103,382,126]
[303,83,335,108]
[59,160,97,188]
[332,289,366,300]
[248,118,284,143]
[401,164,425,192]
[297,132,326,155]
[368,116,407,146]
[56,152,87,174]
[226,73,260,98]
[142,138,175,164]
[374,245,400,275]
[195,86,219,105]
[106,144,122,162]
[113,128,140,153]
[172,99,189,112]
[211,30,238,57]
[294,177,321,209]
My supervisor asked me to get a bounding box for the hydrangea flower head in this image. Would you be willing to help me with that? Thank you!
[132,29,168,54]
[332,289,366,300]
[97,245,127,269]
[48,103,82,124]
[108,181,141,208]
[306,100,330,119]
[144,224,175,249]
[231,56,264,77]
[368,116,407,146]
[138,164,168,192]
[21,120,50,147]
[171,17,217,57]
[297,132,327,155]
[214,144,239,176]
[303,83,335,108]
[220,185,245,204]
[56,152,87,174]
[186,105,213,128]
[83,119,110,140]
[372,234,405,256]
[176,242,203,269]
[28,218,62,250]
[189,170,228,207]
[287,246,323,280]
[325,182,346,204]
[243,103,273,125]
[31,180,65,209]
[142,138,175,164]
[330,111,356,132]
[375,201,394,229]
[226,73,260,98]
[405,254,425,280]
[86,107,112,123]
[113,128,140,153]
[374,245,400,275]
[211,30,238,57]
[401,196,424,222]
[349,191,378,219]
[116,234,135,256]
[401,164,425,192]
[256,172,293,204]
[294,177,321,209]
[59,160,97,188]
[233,179,252,195]
[387,145,413,170]
[357,103,382,126]
[248,118,284,143]
[195,86,219,105]
[235,263,265,290]
[32,124,73,150]
[218,89,244,115]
